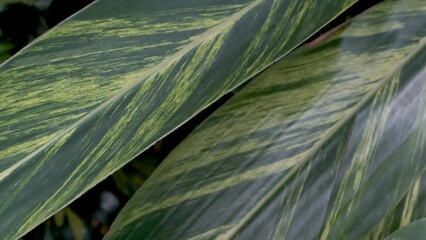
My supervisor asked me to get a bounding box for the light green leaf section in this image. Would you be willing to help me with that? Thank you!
[384,218,426,240]
[0,0,359,238]
[107,0,426,239]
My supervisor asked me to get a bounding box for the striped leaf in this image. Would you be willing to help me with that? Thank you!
[364,170,426,238]
[106,0,426,239]
[384,218,426,240]
[0,0,359,238]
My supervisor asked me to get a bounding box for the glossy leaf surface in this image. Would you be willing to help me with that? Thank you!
[0,0,359,238]
[107,0,426,239]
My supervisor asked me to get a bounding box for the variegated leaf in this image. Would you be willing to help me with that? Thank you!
[365,170,426,239]
[0,0,359,238]
[106,0,426,239]
[384,218,426,240]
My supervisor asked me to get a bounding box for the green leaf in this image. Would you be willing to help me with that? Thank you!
[366,171,426,238]
[65,208,87,240]
[384,218,426,240]
[106,0,426,239]
[0,43,13,63]
[0,0,358,238]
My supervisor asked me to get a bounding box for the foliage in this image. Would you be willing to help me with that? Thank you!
[106,0,426,238]
[0,0,425,239]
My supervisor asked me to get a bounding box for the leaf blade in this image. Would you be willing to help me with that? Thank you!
[384,218,426,240]
[107,0,426,239]
[0,0,359,238]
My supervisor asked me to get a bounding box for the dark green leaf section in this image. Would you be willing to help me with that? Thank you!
[0,0,359,238]
[107,0,426,239]
[384,218,426,240]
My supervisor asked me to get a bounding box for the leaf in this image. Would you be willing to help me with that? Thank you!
[0,0,359,238]
[366,171,426,238]
[0,43,13,63]
[384,218,426,240]
[53,209,65,227]
[106,0,426,239]
[65,208,87,240]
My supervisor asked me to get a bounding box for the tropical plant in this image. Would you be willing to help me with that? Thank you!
[0,0,425,239]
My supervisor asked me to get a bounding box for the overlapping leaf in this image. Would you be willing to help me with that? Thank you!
[384,218,426,240]
[107,0,426,239]
[0,0,359,238]
[363,169,426,238]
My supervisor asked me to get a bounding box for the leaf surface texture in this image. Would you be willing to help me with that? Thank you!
[107,0,426,239]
